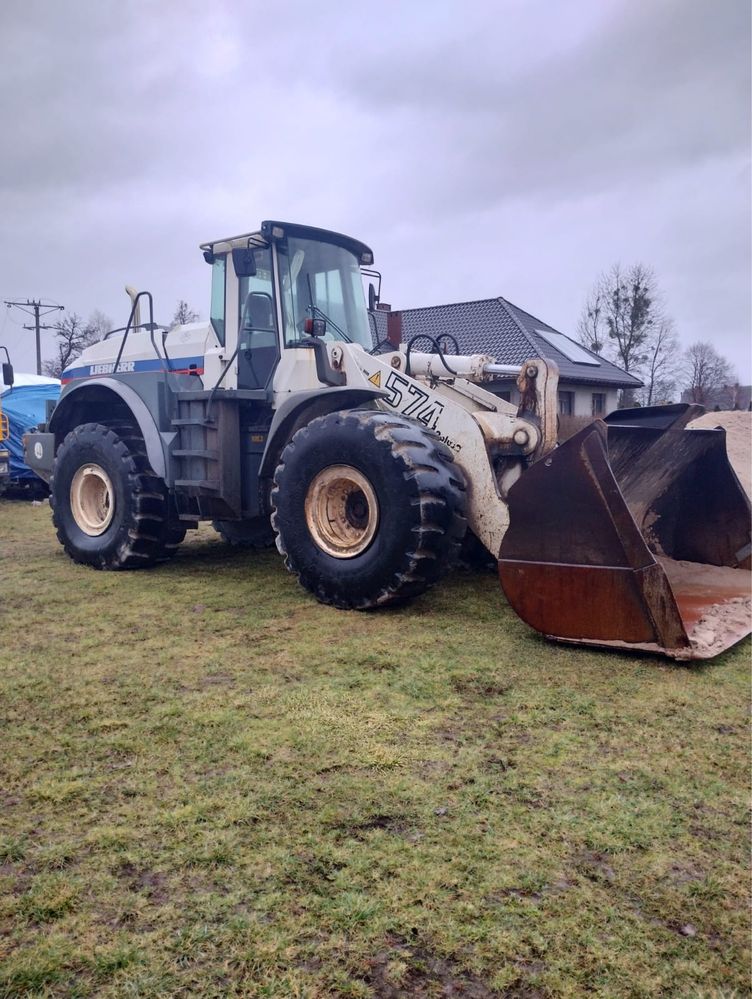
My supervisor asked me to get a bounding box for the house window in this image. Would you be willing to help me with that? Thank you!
[591,392,606,416]
[558,391,574,416]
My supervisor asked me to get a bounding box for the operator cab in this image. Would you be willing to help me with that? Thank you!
[200,221,374,392]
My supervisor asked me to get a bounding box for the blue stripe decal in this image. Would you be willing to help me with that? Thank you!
[62,355,205,382]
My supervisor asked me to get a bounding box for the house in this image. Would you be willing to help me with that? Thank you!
[370,296,642,417]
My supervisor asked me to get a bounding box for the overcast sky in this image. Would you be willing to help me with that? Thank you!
[1,0,750,383]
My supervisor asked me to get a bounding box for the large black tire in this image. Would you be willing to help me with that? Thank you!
[213,517,275,549]
[271,409,467,609]
[50,423,174,570]
[100,421,185,560]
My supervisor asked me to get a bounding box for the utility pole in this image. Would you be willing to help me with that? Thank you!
[3,299,64,375]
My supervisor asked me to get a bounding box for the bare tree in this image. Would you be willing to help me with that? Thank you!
[576,287,605,354]
[729,382,744,410]
[641,319,679,406]
[578,263,670,406]
[600,264,658,374]
[171,300,199,328]
[86,309,112,341]
[683,341,735,406]
[43,311,110,378]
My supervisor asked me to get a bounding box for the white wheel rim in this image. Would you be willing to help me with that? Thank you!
[70,463,115,536]
[305,464,379,559]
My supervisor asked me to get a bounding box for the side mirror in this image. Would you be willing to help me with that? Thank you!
[2,362,13,387]
[232,247,257,278]
[368,282,378,312]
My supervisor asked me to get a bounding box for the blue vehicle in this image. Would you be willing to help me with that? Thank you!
[0,353,60,494]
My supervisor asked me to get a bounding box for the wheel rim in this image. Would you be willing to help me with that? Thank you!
[70,463,115,536]
[305,464,379,558]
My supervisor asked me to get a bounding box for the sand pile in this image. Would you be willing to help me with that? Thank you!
[688,410,752,498]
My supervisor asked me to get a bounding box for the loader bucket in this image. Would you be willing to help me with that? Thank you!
[498,405,751,660]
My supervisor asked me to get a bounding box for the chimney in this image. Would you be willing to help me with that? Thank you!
[386,310,402,348]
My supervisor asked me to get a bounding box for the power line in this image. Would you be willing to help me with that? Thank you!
[3,300,64,375]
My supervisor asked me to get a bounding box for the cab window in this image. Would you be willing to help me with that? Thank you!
[210,256,226,345]
[237,247,279,390]
[278,237,371,348]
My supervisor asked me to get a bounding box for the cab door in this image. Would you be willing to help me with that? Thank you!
[236,246,280,391]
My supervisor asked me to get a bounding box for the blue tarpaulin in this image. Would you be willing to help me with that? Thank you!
[1,384,60,480]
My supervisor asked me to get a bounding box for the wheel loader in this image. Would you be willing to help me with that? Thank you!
[24,221,751,660]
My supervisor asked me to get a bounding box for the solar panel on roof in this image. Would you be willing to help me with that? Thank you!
[535,329,600,366]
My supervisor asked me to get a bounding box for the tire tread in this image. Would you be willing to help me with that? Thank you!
[271,409,466,609]
[50,422,181,569]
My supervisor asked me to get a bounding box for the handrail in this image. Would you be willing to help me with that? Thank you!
[104,321,167,341]
[113,291,155,375]
[99,292,190,395]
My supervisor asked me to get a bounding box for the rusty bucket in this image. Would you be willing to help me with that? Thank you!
[498,405,751,660]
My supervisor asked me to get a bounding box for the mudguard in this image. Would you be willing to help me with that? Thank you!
[260,386,386,477]
[49,378,166,479]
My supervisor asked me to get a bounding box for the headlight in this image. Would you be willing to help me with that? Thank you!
[0,463,8,475]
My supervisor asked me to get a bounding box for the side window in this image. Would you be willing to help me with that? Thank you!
[237,248,279,391]
[591,392,606,416]
[558,390,574,416]
[238,248,276,339]
[210,256,226,345]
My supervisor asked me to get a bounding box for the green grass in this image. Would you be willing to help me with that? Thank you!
[0,498,749,998]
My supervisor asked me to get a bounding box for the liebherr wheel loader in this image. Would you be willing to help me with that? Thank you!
[24,221,751,660]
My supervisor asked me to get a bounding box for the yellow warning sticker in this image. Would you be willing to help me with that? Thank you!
[367,370,381,388]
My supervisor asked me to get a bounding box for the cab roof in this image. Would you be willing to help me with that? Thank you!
[200,220,374,265]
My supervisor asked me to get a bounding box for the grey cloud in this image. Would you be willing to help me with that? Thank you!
[1,0,254,196]
[329,0,750,217]
[0,0,748,380]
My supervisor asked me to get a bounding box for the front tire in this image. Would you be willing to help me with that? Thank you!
[271,409,466,609]
[50,423,172,569]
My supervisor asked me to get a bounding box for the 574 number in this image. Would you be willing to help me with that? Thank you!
[383,371,445,430]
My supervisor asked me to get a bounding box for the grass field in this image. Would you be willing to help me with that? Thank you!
[0,498,749,998]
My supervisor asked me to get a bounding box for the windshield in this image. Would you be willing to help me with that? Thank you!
[278,236,371,349]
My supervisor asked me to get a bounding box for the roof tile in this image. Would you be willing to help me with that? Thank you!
[369,296,642,388]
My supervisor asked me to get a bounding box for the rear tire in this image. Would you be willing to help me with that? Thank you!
[271,409,466,609]
[100,421,185,561]
[50,423,173,569]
